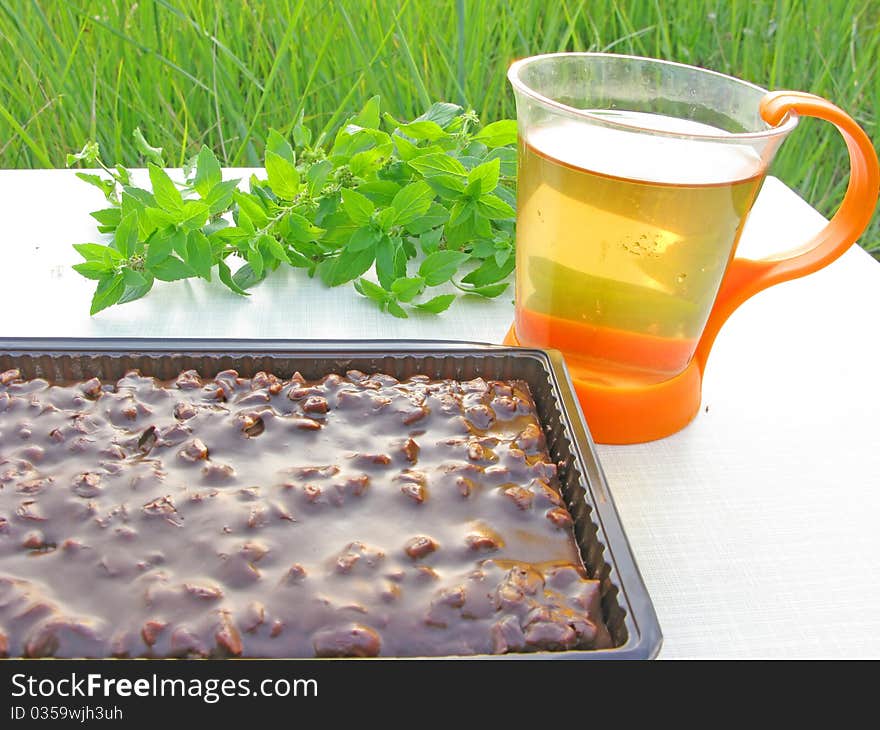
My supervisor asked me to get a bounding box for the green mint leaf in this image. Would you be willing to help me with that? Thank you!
[408,152,467,178]
[193,147,222,197]
[144,230,175,268]
[170,227,189,258]
[248,175,274,204]
[152,257,194,282]
[494,246,512,268]
[445,215,489,250]
[448,199,476,227]
[177,200,209,230]
[318,210,359,246]
[468,157,501,196]
[90,207,121,232]
[375,235,396,290]
[266,128,295,164]
[377,207,397,232]
[73,262,113,280]
[423,174,467,200]
[287,248,312,268]
[400,142,447,161]
[75,172,116,200]
[283,212,325,243]
[391,276,425,303]
[486,147,517,177]
[232,263,264,290]
[405,203,449,234]
[459,282,509,298]
[204,179,240,216]
[247,244,265,278]
[265,150,300,199]
[418,228,444,254]
[113,211,139,257]
[262,234,288,263]
[393,134,420,161]
[469,238,497,259]
[233,191,268,228]
[398,120,447,141]
[90,273,125,315]
[257,237,279,269]
[118,272,154,304]
[390,181,434,226]
[386,300,408,318]
[419,250,470,286]
[356,180,402,206]
[340,188,375,226]
[122,186,157,208]
[382,111,404,129]
[133,127,166,166]
[98,251,122,271]
[461,254,516,286]
[354,277,389,305]
[464,178,482,199]
[122,267,148,289]
[362,128,394,148]
[461,140,488,157]
[347,226,382,252]
[218,260,250,296]
[393,237,409,279]
[390,253,405,284]
[185,230,213,281]
[414,102,464,129]
[476,194,515,220]
[414,293,456,313]
[74,243,122,263]
[457,155,484,172]
[473,119,518,148]
[143,206,179,230]
[318,246,376,287]
[144,228,186,269]
[204,227,233,246]
[493,184,517,210]
[349,144,392,177]
[329,128,359,162]
[121,188,157,238]
[148,164,183,213]
[293,110,312,147]
[236,208,255,235]
[313,196,336,225]
[124,205,151,241]
[350,95,381,130]
[307,159,333,197]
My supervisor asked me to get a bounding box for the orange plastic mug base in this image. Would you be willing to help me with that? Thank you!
[503,324,703,445]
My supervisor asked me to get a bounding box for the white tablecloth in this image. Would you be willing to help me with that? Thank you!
[2,169,879,658]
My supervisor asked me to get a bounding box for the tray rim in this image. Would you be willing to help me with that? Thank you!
[0,336,662,660]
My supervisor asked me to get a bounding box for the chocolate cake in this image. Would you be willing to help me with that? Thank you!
[0,366,611,657]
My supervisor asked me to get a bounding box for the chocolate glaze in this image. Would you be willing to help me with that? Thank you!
[0,367,611,657]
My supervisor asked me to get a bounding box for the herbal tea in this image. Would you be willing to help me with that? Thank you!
[515,113,766,387]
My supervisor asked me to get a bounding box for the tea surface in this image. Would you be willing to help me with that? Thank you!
[515,113,766,386]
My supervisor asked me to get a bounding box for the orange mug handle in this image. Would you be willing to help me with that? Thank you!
[695,91,880,372]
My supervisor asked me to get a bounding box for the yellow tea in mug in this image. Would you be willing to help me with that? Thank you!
[515,112,766,387]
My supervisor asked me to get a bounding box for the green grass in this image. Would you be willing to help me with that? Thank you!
[1,0,878,250]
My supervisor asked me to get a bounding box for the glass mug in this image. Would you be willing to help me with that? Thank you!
[503,53,879,444]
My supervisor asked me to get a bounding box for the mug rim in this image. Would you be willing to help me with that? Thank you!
[507,52,799,141]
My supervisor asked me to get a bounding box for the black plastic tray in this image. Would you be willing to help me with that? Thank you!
[0,338,661,660]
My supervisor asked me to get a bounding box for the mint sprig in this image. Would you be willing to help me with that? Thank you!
[68,98,518,317]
